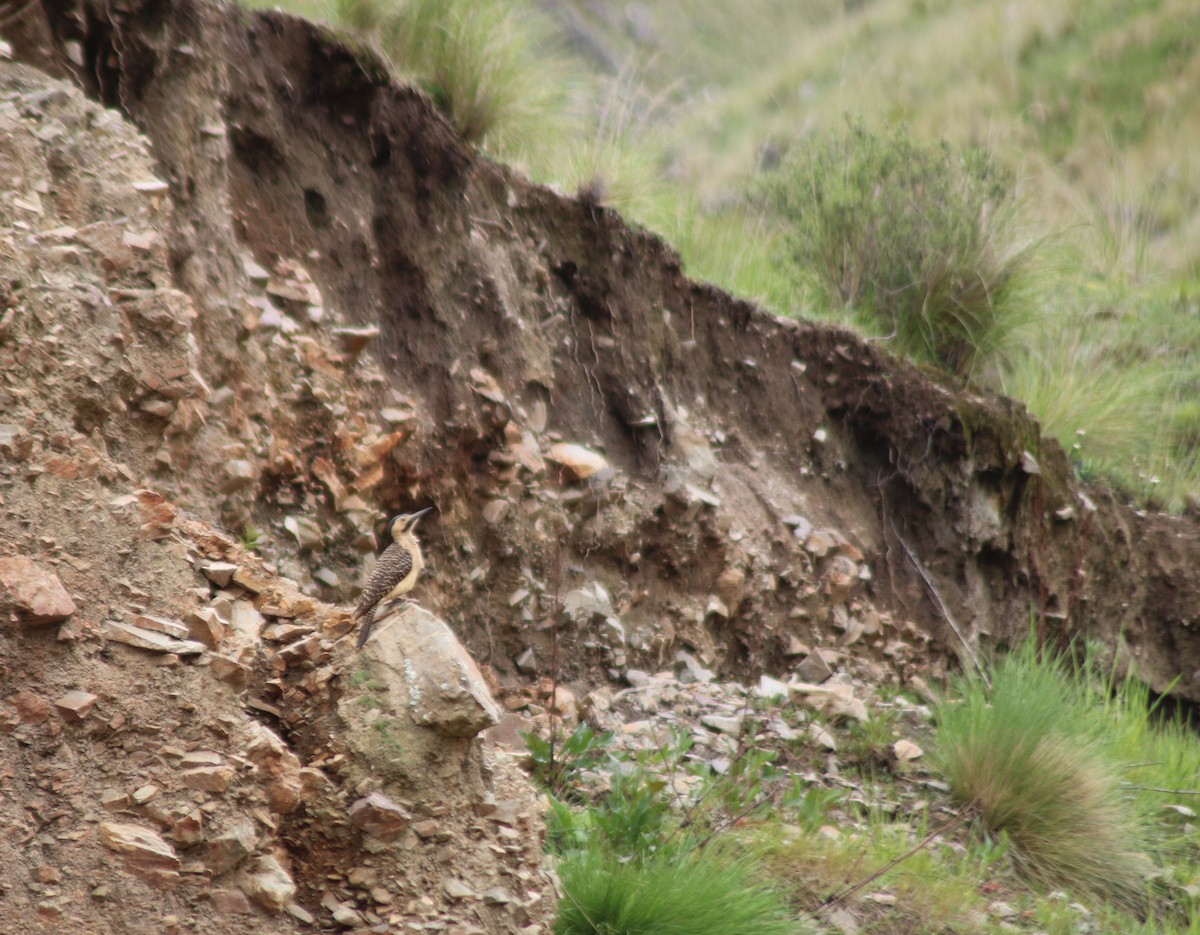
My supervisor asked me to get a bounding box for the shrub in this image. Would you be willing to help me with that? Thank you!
[761,121,1037,377]
[934,639,1152,911]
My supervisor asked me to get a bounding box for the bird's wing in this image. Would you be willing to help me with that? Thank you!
[352,543,414,618]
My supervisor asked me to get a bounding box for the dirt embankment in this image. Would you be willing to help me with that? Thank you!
[3,1,1200,931]
[49,0,1194,694]
[8,0,1200,692]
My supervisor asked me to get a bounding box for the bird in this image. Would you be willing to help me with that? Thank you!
[352,507,432,649]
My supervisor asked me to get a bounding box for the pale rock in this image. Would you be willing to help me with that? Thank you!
[675,650,714,684]
[212,888,254,915]
[803,528,845,558]
[547,442,609,481]
[229,600,264,639]
[701,714,744,735]
[823,555,859,603]
[0,556,76,623]
[332,325,380,357]
[131,784,159,805]
[795,651,833,684]
[172,810,204,847]
[54,689,98,719]
[893,740,923,762]
[262,622,315,642]
[360,605,500,738]
[206,819,257,875]
[514,647,537,675]
[100,789,130,811]
[482,499,510,525]
[238,854,296,913]
[102,619,207,655]
[283,515,323,549]
[181,752,235,793]
[186,607,226,648]
[348,792,412,842]
[100,822,180,889]
[242,256,270,282]
[809,724,838,751]
[200,561,238,587]
[443,878,476,900]
[209,653,250,690]
[794,681,869,723]
[312,567,340,588]
[232,565,271,593]
[331,904,363,926]
[286,902,316,924]
[755,674,790,700]
[132,613,189,639]
[221,460,257,493]
[10,689,52,723]
[243,723,303,814]
[545,685,577,719]
[783,514,814,540]
[563,583,612,623]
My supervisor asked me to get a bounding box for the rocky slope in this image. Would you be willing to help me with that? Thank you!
[2,0,1200,932]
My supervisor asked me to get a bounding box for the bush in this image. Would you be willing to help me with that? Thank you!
[934,639,1151,911]
[761,121,1037,377]
[554,842,800,935]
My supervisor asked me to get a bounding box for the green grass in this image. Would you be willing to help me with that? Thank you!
[554,841,801,935]
[934,638,1153,912]
[325,0,574,158]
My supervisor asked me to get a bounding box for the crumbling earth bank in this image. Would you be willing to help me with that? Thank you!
[0,62,552,933]
[147,0,1200,696]
[4,0,1200,931]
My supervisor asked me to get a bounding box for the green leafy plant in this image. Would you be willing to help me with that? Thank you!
[240,523,263,553]
[761,120,1039,378]
[524,723,612,801]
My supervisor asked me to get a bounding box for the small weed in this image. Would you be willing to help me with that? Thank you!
[781,784,844,833]
[524,723,612,800]
[370,718,406,757]
[240,523,263,553]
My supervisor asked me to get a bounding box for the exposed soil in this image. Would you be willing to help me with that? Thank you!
[4,1,1200,932]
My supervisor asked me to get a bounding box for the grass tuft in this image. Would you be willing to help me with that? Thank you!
[327,0,571,156]
[554,841,799,935]
[934,638,1152,911]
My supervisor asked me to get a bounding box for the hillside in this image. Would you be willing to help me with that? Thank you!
[2,0,1200,932]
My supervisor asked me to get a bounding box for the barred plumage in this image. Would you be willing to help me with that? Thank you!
[352,508,431,649]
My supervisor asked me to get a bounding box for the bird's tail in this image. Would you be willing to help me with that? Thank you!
[355,607,376,650]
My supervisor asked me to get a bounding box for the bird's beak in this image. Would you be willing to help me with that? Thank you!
[409,507,433,527]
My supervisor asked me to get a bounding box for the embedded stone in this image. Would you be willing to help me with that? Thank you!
[348,792,411,842]
[0,556,76,623]
[100,822,180,889]
[238,854,296,913]
[205,819,257,875]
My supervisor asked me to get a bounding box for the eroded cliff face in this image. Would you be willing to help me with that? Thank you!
[59,0,1191,693]
[3,0,1200,930]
